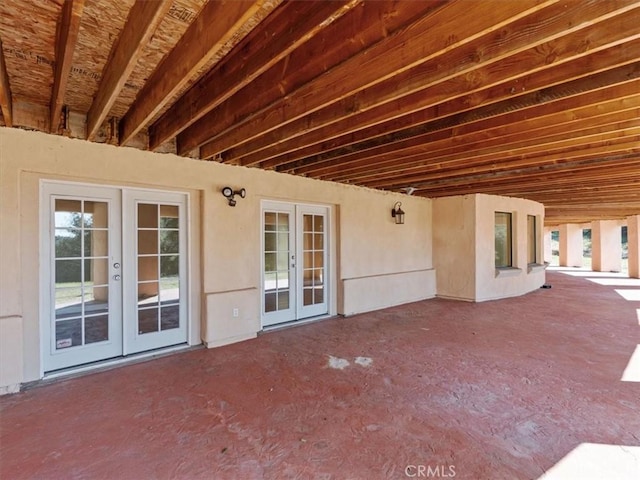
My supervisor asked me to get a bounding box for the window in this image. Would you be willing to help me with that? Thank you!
[495,212,512,268]
[527,215,537,265]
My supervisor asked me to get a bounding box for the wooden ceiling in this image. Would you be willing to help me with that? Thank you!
[1,0,639,225]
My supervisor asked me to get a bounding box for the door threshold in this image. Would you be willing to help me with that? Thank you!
[29,344,202,390]
[261,314,336,333]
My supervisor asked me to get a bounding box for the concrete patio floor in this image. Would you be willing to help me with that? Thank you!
[1,270,639,479]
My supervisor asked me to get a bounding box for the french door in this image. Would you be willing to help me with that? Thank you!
[262,202,329,327]
[41,183,188,372]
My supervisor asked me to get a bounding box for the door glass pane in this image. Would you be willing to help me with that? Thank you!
[264,232,276,251]
[84,258,109,286]
[160,205,179,228]
[55,229,81,257]
[160,230,179,254]
[265,292,276,312]
[160,306,179,330]
[55,259,82,285]
[277,252,289,271]
[84,230,108,257]
[276,271,289,289]
[302,213,326,308]
[303,288,313,306]
[53,197,113,352]
[265,212,276,231]
[136,202,182,337]
[83,288,109,316]
[277,213,289,231]
[85,315,108,344]
[160,278,179,304]
[264,210,292,314]
[160,256,179,278]
[54,200,81,228]
[138,203,158,228]
[84,201,108,228]
[55,287,82,320]
[56,319,82,349]
[138,256,159,282]
[138,308,158,334]
[138,230,158,254]
[138,282,159,305]
[278,290,290,309]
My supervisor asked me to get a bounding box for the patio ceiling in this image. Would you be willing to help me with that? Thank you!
[1,0,639,225]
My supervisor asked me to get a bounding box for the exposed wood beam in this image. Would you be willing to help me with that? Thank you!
[86,0,171,141]
[325,119,640,183]
[120,0,272,146]
[184,0,557,156]
[320,106,640,181]
[409,157,640,194]
[362,139,640,189]
[0,38,13,127]
[146,0,360,150]
[284,69,640,177]
[175,0,446,156]
[243,4,640,168]
[50,0,85,134]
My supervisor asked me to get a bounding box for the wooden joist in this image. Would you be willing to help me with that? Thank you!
[227,0,640,166]
[50,0,85,133]
[86,0,171,141]
[146,0,360,151]
[0,38,13,127]
[119,0,269,146]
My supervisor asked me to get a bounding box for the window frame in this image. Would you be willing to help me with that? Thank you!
[495,211,513,269]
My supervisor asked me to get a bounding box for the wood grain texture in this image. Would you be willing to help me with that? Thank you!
[50,0,85,133]
[86,0,171,140]
[119,0,269,146]
[0,38,13,127]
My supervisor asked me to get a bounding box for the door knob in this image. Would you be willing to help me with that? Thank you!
[113,274,121,281]
[113,262,120,269]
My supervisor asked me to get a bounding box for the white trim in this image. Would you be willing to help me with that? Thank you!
[42,344,194,381]
[260,200,332,328]
[39,179,194,376]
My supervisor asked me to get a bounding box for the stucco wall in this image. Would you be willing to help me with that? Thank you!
[475,194,545,302]
[0,127,435,390]
[432,195,476,301]
[433,194,545,302]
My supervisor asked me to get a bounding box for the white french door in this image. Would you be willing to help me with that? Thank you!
[262,202,329,327]
[41,183,188,372]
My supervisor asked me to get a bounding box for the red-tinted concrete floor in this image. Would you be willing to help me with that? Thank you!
[1,271,639,479]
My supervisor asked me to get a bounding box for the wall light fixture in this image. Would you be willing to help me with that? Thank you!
[391,202,405,224]
[221,186,246,207]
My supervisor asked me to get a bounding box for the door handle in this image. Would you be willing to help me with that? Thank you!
[113,262,120,269]
[113,274,121,281]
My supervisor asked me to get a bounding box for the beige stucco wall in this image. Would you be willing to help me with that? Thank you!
[628,215,640,279]
[433,195,476,301]
[475,194,545,302]
[0,127,435,390]
[433,194,545,302]
[591,220,622,273]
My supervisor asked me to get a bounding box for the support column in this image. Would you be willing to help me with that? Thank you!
[591,220,621,272]
[559,223,582,267]
[543,227,553,264]
[628,215,640,278]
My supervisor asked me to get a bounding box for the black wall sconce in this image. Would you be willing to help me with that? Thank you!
[391,202,405,224]
[221,186,246,207]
